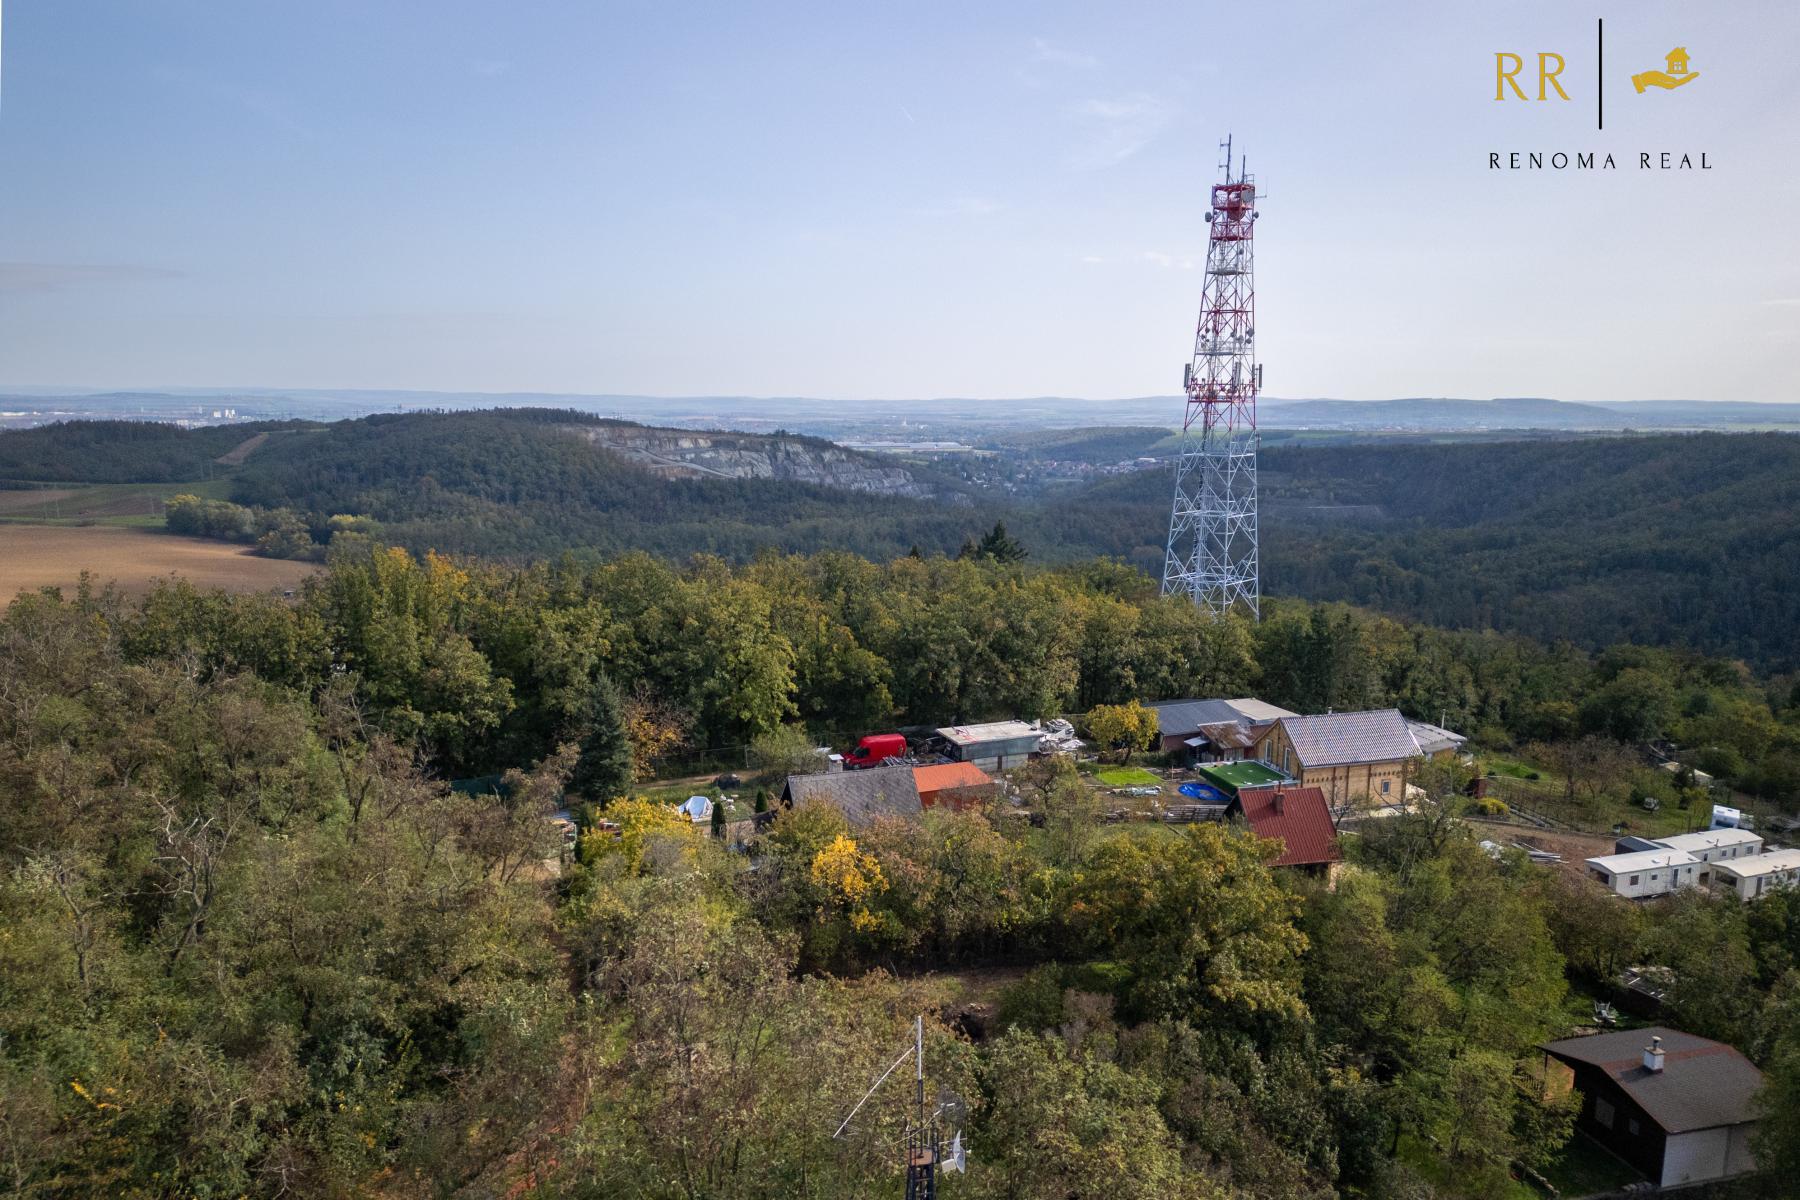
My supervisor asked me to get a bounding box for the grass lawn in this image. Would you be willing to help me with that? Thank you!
[1394,1135,1537,1199]
[1479,754,1543,781]
[1539,1132,1644,1195]
[1092,766,1162,788]
[1481,752,1712,839]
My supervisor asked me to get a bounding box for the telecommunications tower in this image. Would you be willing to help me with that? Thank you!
[1163,136,1261,618]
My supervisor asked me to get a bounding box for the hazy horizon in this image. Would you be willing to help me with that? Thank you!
[3,1,1797,402]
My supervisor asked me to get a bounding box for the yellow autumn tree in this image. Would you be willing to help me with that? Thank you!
[579,796,688,873]
[809,834,888,933]
[1086,700,1161,764]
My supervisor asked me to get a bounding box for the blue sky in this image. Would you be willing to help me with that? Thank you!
[1,1,1796,401]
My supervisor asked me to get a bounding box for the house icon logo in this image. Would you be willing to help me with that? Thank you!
[1633,47,1699,94]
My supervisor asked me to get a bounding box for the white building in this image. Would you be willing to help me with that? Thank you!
[1712,849,1800,902]
[1649,829,1764,881]
[1585,848,1702,899]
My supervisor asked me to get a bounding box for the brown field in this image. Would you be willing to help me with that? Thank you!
[0,525,319,599]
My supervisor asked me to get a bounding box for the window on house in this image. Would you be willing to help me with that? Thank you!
[1381,780,1391,794]
[1595,1098,1615,1129]
[1629,875,1640,885]
[1628,1118,1641,1136]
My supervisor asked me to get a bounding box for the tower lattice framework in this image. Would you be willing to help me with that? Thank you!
[1163,137,1261,618]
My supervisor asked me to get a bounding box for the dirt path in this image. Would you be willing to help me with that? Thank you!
[215,431,271,465]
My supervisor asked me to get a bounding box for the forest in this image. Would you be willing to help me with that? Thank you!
[1053,432,1800,671]
[0,419,304,484]
[5,413,1796,667]
[3,543,1800,1197]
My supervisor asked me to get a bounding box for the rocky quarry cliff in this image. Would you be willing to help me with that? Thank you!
[564,424,947,500]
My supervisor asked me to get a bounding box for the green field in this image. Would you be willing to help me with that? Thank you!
[0,477,234,528]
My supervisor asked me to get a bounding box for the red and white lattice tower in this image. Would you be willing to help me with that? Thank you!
[1163,136,1261,618]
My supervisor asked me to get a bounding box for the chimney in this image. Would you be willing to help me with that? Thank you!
[1273,790,1285,814]
[1644,1036,1665,1073]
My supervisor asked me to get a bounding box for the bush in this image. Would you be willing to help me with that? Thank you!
[749,724,824,780]
[994,965,1068,1034]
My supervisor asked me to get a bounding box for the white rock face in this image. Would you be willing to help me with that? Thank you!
[563,425,939,499]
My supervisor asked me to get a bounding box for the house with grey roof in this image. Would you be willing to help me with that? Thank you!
[1541,1027,1763,1188]
[1254,708,1464,808]
[779,763,923,826]
[1147,697,1296,765]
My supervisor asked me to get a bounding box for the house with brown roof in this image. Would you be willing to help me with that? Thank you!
[912,761,997,811]
[1540,1027,1763,1188]
[1254,709,1464,809]
[1147,697,1296,765]
[1230,785,1342,876]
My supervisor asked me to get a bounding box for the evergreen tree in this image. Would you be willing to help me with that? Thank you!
[710,795,727,839]
[977,520,1027,563]
[571,672,633,804]
[754,788,770,814]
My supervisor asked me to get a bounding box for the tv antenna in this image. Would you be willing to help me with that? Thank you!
[833,1015,966,1197]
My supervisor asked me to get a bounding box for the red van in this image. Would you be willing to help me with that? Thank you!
[844,733,907,770]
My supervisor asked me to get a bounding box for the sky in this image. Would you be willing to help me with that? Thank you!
[0,0,1796,402]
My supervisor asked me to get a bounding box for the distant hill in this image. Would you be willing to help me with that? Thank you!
[1259,397,1800,432]
[8,412,1797,668]
[0,419,306,482]
[1039,432,1800,670]
[7,389,1800,436]
[980,425,1174,463]
[1259,396,1626,430]
[223,409,980,560]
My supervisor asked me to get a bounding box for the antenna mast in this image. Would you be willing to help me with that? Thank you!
[904,1015,937,1200]
[1163,134,1262,618]
[834,1016,961,1198]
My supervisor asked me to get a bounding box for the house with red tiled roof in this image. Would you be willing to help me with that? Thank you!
[1230,784,1342,875]
[913,761,996,811]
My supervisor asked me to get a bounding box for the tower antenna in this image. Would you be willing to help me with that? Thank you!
[1163,134,1262,618]
[832,1016,963,1197]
